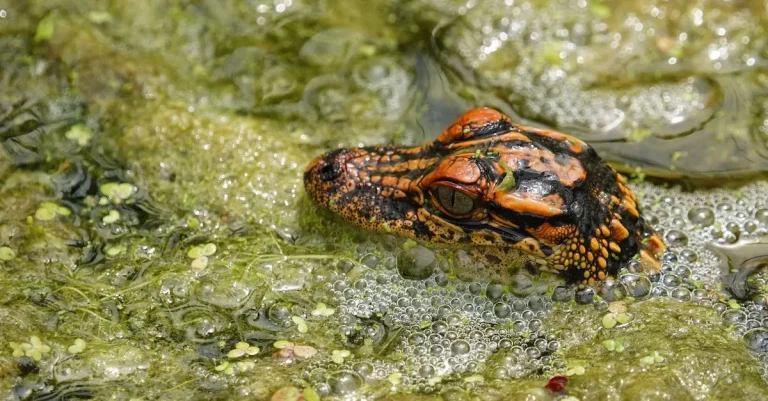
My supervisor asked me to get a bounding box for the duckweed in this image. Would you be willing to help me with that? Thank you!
[187,243,217,259]
[0,246,15,261]
[601,339,626,352]
[33,12,54,42]
[102,210,120,224]
[189,256,208,272]
[387,372,403,385]
[214,361,235,375]
[34,202,71,221]
[463,374,485,383]
[64,124,93,146]
[639,351,666,366]
[292,316,308,333]
[601,313,618,329]
[67,338,87,354]
[227,342,260,359]
[331,349,351,364]
[565,365,586,376]
[9,336,51,362]
[105,244,126,256]
[311,302,335,317]
[99,182,134,202]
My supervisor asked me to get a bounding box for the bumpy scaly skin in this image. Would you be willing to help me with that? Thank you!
[304,108,665,285]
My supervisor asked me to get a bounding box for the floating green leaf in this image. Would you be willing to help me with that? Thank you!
[65,124,94,146]
[0,246,16,261]
[494,158,516,193]
[34,14,55,42]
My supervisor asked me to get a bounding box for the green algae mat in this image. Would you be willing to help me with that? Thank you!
[2,1,768,400]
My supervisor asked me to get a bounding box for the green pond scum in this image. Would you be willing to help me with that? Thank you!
[2,1,768,400]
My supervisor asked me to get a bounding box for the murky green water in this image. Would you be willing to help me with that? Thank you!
[2,1,768,400]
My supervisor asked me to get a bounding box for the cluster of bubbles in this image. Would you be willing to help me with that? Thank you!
[507,66,712,136]
[637,181,768,378]
[299,258,559,394]
[296,180,768,393]
[638,181,768,284]
[431,0,758,141]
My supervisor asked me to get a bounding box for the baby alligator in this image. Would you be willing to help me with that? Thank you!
[304,108,665,285]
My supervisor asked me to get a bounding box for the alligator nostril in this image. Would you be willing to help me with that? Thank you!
[319,163,342,182]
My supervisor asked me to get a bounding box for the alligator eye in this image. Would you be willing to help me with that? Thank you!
[436,186,474,215]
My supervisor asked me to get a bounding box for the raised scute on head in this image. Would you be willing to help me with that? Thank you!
[436,107,513,144]
[420,156,482,188]
[492,191,565,218]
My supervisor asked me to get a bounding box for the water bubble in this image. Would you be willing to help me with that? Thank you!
[337,260,354,273]
[451,340,470,355]
[722,309,747,325]
[688,207,715,226]
[670,287,691,301]
[528,319,542,332]
[717,203,733,212]
[433,321,448,333]
[487,283,504,301]
[745,329,768,353]
[419,364,435,377]
[397,245,436,280]
[600,281,626,302]
[665,230,689,247]
[469,282,483,295]
[725,222,739,233]
[494,303,511,318]
[512,320,526,332]
[361,254,379,268]
[744,221,758,233]
[446,314,462,325]
[575,287,595,304]
[673,265,692,278]
[354,362,374,378]
[268,302,292,324]
[494,367,510,379]
[662,273,682,288]
[620,274,652,298]
[661,252,679,265]
[680,249,698,262]
[755,209,768,224]
[713,303,729,314]
[651,286,668,297]
[552,286,573,302]
[409,333,426,345]
[512,299,528,311]
[328,371,363,394]
[528,296,545,311]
